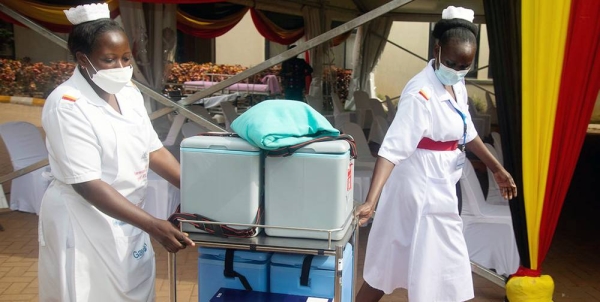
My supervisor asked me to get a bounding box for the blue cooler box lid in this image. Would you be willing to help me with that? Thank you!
[199,247,270,262]
[270,253,334,270]
[210,288,333,302]
[294,140,349,155]
[181,135,260,152]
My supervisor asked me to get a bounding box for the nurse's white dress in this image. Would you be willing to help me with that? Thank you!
[38,68,163,301]
[363,60,478,302]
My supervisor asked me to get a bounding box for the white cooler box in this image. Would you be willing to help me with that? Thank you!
[180,135,262,235]
[264,140,354,240]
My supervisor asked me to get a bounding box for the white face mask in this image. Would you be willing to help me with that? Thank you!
[84,55,133,94]
[434,47,470,86]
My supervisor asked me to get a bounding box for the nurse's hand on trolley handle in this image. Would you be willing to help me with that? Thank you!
[148,219,195,252]
[355,202,376,227]
[71,179,195,253]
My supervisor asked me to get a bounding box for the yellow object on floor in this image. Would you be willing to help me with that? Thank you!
[506,275,554,302]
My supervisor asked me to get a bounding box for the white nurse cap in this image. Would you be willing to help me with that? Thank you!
[442,6,475,23]
[64,3,110,25]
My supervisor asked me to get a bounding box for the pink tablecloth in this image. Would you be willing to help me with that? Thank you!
[184,80,276,95]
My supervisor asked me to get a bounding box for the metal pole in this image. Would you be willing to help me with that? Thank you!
[0,3,67,49]
[334,244,344,302]
[134,82,224,131]
[168,252,177,302]
[371,31,428,62]
[0,159,48,185]
[180,0,415,106]
[471,261,507,288]
[465,80,495,96]
[0,3,223,132]
[352,219,359,302]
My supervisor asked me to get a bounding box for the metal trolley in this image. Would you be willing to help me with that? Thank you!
[168,212,359,302]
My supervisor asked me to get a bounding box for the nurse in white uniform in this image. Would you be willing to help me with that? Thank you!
[355,6,518,302]
[38,3,194,301]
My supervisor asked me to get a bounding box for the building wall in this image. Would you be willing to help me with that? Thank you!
[215,12,264,67]
[13,26,70,63]
[374,22,430,100]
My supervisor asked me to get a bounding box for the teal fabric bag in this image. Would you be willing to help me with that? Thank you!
[230,100,339,150]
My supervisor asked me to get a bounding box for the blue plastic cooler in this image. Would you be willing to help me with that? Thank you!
[198,247,271,302]
[210,288,333,302]
[269,243,353,301]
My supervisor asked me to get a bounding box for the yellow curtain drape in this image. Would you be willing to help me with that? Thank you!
[0,0,119,25]
[521,0,571,270]
[176,8,249,30]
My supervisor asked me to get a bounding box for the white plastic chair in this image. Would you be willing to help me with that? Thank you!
[353,165,373,205]
[485,92,499,125]
[353,91,373,129]
[181,122,209,138]
[306,95,334,126]
[491,131,503,165]
[368,116,390,145]
[341,122,376,169]
[219,101,240,132]
[468,97,491,138]
[484,143,506,205]
[368,98,387,120]
[190,105,214,121]
[384,95,396,124]
[331,93,355,130]
[0,121,51,214]
[144,170,180,220]
[162,114,186,147]
[460,160,519,276]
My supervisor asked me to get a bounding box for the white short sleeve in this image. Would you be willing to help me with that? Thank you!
[378,95,430,165]
[146,115,163,153]
[464,105,478,143]
[126,84,163,153]
[44,104,102,184]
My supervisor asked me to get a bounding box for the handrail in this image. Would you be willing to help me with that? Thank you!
[0,158,49,185]
[471,261,507,288]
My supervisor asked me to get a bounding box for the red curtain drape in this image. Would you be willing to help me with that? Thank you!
[332,31,352,47]
[537,0,600,267]
[250,8,304,45]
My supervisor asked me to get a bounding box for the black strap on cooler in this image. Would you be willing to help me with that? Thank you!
[167,208,262,238]
[224,249,253,291]
[300,255,315,287]
[195,131,357,159]
[197,132,240,138]
[264,134,358,159]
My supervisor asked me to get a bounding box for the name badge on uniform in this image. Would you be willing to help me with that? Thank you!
[456,151,466,169]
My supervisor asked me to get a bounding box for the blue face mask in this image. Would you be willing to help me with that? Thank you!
[434,47,470,86]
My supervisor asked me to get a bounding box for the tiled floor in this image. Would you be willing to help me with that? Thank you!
[0,210,507,302]
[2,204,600,302]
